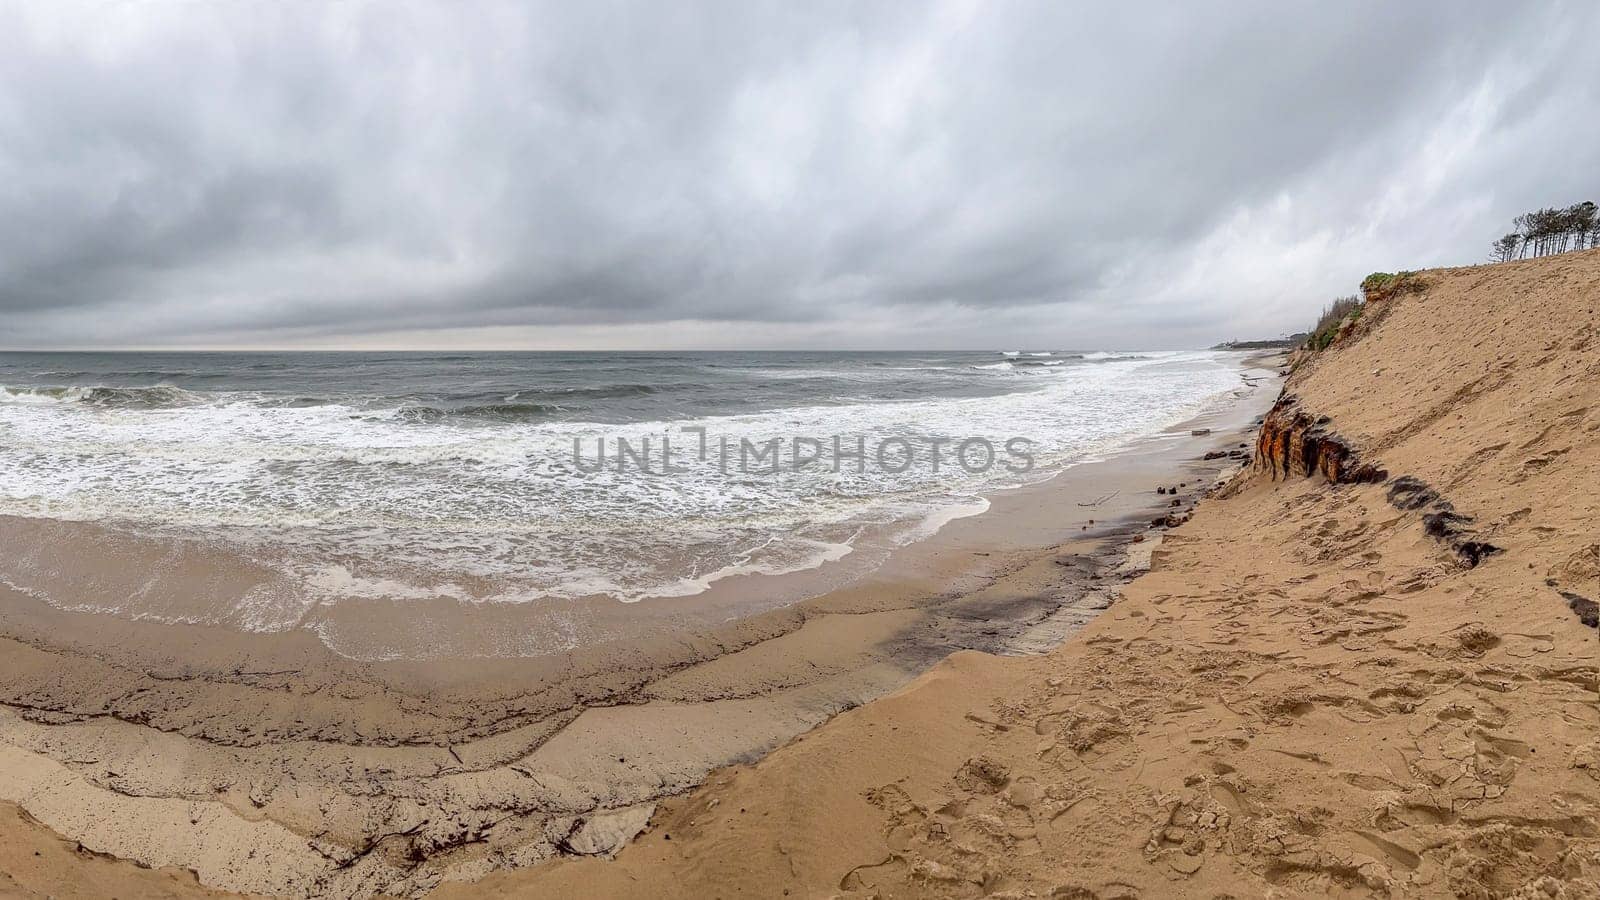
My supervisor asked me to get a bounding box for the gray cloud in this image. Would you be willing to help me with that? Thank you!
[2,0,1598,349]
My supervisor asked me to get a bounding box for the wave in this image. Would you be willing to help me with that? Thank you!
[411,382,666,414]
[382,383,670,424]
[515,383,663,400]
[978,358,1074,372]
[257,396,338,408]
[1080,352,1151,362]
[392,401,566,425]
[0,384,204,408]
[428,383,669,403]
[98,370,233,381]
[428,377,665,403]
[0,380,666,413]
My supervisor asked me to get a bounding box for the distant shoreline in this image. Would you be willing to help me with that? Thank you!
[1210,336,1306,351]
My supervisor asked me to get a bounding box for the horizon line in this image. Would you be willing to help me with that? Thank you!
[0,345,1252,354]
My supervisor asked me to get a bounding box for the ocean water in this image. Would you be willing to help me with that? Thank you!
[0,350,1245,628]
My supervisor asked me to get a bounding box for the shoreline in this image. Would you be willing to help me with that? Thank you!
[0,354,1283,897]
[442,252,1600,899]
[0,355,1256,665]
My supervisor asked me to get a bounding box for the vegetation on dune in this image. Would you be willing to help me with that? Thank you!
[1302,271,1428,354]
[1359,272,1400,295]
[1305,295,1361,351]
[1491,201,1598,262]
[1359,270,1425,302]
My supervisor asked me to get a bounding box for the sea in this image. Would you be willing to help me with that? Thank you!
[0,350,1246,627]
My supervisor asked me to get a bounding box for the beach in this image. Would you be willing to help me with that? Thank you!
[450,251,1600,898]
[5,254,1599,899]
[5,4,1599,897]
[0,351,1279,896]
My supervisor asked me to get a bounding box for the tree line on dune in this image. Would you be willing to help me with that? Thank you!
[1299,200,1596,355]
[1304,295,1361,351]
[1491,201,1598,262]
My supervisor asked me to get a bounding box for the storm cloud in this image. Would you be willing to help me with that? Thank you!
[2,1,1598,349]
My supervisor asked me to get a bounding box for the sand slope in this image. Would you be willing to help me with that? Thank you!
[448,251,1600,898]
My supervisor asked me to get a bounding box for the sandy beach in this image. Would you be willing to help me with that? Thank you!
[0,355,1280,897]
[449,251,1600,898]
[11,246,1588,900]
[4,250,1599,898]
[9,244,1600,900]
[6,5,1600,897]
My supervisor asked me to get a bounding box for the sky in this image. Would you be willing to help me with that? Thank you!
[2,1,1598,351]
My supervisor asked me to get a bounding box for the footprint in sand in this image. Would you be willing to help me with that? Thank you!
[955,755,1012,794]
[1349,830,1422,872]
[1501,632,1555,658]
[1341,771,1406,792]
[1374,799,1457,830]
[1452,624,1501,656]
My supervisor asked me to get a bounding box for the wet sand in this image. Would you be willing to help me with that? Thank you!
[0,357,1280,897]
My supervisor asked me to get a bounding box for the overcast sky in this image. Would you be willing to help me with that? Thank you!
[2,1,1597,350]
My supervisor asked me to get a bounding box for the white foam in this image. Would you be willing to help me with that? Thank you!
[0,351,1244,615]
[899,496,990,543]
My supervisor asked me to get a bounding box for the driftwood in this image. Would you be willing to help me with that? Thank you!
[1077,490,1119,508]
